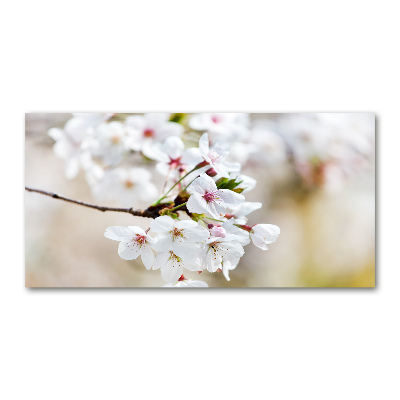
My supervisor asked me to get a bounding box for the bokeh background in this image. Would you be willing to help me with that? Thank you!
[25,113,375,287]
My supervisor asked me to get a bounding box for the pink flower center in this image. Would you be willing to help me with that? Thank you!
[211,115,221,124]
[169,157,182,168]
[143,128,154,138]
[203,190,219,203]
[134,235,147,245]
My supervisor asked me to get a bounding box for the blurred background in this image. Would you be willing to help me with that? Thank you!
[25,113,375,287]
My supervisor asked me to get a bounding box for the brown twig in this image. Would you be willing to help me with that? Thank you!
[24,186,165,219]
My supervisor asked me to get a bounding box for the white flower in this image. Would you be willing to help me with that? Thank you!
[48,116,93,179]
[104,226,155,269]
[187,174,244,219]
[224,202,262,224]
[189,113,250,141]
[150,216,209,255]
[163,276,209,288]
[250,224,280,250]
[153,250,202,282]
[92,167,158,207]
[125,113,184,151]
[200,235,244,273]
[143,136,202,176]
[198,133,240,177]
[86,121,133,165]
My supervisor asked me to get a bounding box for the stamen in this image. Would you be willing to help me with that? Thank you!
[203,190,219,203]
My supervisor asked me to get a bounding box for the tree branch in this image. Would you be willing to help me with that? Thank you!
[25,186,165,219]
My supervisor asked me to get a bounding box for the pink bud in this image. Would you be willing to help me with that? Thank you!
[206,168,217,177]
[210,226,226,238]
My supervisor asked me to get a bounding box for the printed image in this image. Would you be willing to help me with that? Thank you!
[25,113,375,287]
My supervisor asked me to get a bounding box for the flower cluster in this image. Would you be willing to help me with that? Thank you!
[102,132,279,287]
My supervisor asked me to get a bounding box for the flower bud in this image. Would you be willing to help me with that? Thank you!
[206,168,217,177]
[210,226,226,238]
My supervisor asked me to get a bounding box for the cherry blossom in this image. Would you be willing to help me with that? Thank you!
[125,113,184,151]
[150,215,209,255]
[153,249,202,283]
[92,167,158,206]
[200,233,244,273]
[187,173,245,219]
[85,121,133,166]
[104,226,155,270]
[143,136,202,177]
[198,133,240,177]
[48,116,93,179]
[249,224,280,250]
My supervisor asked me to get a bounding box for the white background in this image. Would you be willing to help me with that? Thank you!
[1,1,397,399]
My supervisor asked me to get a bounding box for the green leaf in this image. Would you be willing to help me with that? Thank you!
[215,177,229,188]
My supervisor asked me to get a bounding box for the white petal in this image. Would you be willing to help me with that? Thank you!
[187,193,208,215]
[173,244,201,264]
[234,202,262,217]
[198,133,210,156]
[153,252,170,270]
[162,136,184,160]
[204,249,220,272]
[184,226,210,242]
[218,241,244,261]
[186,280,209,287]
[150,215,175,233]
[252,224,280,243]
[212,202,227,219]
[250,232,269,250]
[174,220,198,230]
[218,189,245,207]
[140,245,155,270]
[181,148,202,167]
[118,241,141,260]
[161,260,183,282]
[142,142,169,163]
[104,226,134,241]
[222,257,240,281]
[127,226,147,236]
[152,235,173,252]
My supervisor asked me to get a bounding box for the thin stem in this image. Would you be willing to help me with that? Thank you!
[153,165,201,205]
[167,202,187,213]
[25,186,162,219]
[203,216,225,223]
